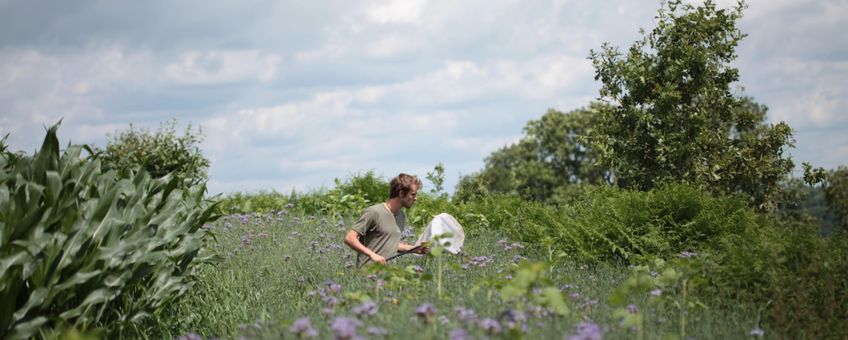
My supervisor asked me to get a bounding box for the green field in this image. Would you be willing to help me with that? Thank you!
[155,209,769,340]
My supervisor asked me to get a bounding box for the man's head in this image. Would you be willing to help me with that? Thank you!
[389,173,422,208]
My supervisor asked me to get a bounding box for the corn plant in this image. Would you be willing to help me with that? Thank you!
[0,123,219,339]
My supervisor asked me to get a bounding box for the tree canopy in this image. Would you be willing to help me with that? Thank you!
[587,0,794,210]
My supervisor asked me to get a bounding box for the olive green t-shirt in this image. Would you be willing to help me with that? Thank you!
[351,203,407,267]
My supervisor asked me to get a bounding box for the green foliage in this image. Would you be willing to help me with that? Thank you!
[824,166,848,231]
[460,104,610,203]
[218,190,291,214]
[588,0,794,210]
[101,119,210,185]
[698,218,848,338]
[0,123,219,338]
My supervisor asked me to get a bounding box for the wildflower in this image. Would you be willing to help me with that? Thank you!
[366,326,387,337]
[176,333,202,340]
[325,280,342,294]
[330,317,362,340]
[415,303,437,322]
[450,328,470,340]
[749,327,765,337]
[352,301,378,317]
[513,255,527,264]
[649,288,662,297]
[320,307,335,317]
[566,321,604,340]
[438,315,450,325]
[678,251,698,259]
[454,306,478,324]
[411,264,424,273]
[628,304,638,313]
[289,318,318,338]
[240,215,249,225]
[478,318,502,335]
[500,309,527,332]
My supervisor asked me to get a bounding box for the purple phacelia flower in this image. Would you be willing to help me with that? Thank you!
[176,333,202,340]
[453,306,477,324]
[415,303,436,322]
[352,301,378,317]
[330,317,362,339]
[450,328,470,340]
[366,326,387,337]
[678,251,698,258]
[566,322,604,340]
[438,315,450,325]
[289,318,318,338]
[478,318,501,334]
[649,288,662,297]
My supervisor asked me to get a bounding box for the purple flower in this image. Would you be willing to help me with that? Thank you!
[566,322,604,340]
[289,318,318,338]
[176,333,202,340]
[330,317,362,340]
[450,328,470,340]
[749,327,764,337]
[627,304,638,313]
[438,315,450,325]
[500,309,527,332]
[649,288,662,297]
[240,215,249,225]
[366,326,387,337]
[411,265,424,273]
[352,301,378,317]
[320,307,335,317]
[324,280,342,294]
[415,303,437,322]
[478,318,501,334]
[453,306,478,324]
[678,251,698,259]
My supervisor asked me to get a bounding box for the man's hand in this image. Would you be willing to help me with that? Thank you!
[415,242,430,254]
[370,253,387,265]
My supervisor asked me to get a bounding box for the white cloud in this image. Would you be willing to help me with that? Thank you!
[367,0,428,24]
[164,50,282,85]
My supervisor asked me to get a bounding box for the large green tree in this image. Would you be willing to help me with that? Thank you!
[456,103,610,202]
[587,0,794,210]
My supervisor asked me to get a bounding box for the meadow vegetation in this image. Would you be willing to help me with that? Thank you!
[2,1,848,339]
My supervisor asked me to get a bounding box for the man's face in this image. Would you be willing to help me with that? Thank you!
[401,185,418,208]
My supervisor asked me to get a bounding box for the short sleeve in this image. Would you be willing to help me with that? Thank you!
[351,208,374,236]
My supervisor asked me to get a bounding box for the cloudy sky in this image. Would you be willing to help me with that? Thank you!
[1,0,846,195]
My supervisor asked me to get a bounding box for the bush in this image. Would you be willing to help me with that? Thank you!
[0,124,219,338]
[219,190,291,214]
[700,219,848,338]
[101,119,209,185]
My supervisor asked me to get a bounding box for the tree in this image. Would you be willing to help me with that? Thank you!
[587,0,794,210]
[824,166,848,232]
[457,103,611,202]
[101,119,210,185]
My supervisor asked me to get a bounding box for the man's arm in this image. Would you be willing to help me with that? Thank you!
[344,229,387,265]
[398,242,429,254]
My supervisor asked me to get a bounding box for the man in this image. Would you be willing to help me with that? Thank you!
[344,173,428,267]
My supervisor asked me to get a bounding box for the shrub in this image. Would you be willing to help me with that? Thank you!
[0,124,219,338]
[101,119,209,185]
